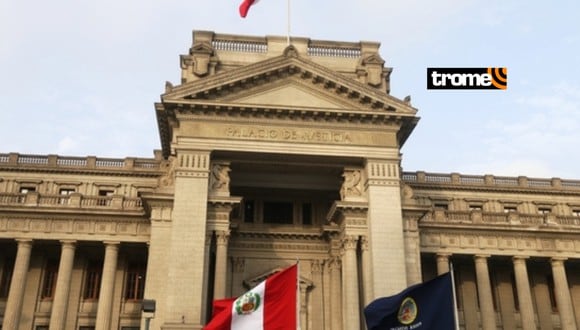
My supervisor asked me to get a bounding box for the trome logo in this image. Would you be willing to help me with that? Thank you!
[427,67,507,90]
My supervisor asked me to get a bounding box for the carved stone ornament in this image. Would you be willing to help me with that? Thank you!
[189,42,216,77]
[360,54,386,87]
[209,163,231,195]
[159,157,176,188]
[340,169,362,201]
[283,45,299,58]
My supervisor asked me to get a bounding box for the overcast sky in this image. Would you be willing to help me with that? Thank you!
[1,0,579,179]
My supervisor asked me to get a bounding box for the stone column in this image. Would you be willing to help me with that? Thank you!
[2,239,33,330]
[474,255,496,330]
[551,258,578,330]
[49,240,76,330]
[342,236,360,330]
[436,253,451,275]
[95,241,120,330]
[213,230,229,299]
[360,236,373,305]
[512,256,536,330]
[328,257,342,330]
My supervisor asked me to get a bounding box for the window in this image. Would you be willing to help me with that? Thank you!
[503,206,517,213]
[83,260,102,300]
[19,186,36,193]
[510,273,519,311]
[302,203,312,225]
[0,258,15,298]
[263,201,293,224]
[546,275,558,312]
[573,210,580,217]
[35,326,49,330]
[243,200,255,223]
[97,190,114,206]
[469,205,482,211]
[41,259,59,299]
[538,208,551,215]
[434,203,448,210]
[125,262,146,300]
[78,327,95,330]
[59,188,75,205]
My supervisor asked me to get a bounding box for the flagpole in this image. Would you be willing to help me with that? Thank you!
[449,262,460,330]
[287,0,291,45]
[296,259,300,330]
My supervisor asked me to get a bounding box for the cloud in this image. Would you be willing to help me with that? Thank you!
[478,82,580,178]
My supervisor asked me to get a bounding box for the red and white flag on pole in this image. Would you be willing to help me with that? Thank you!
[204,264,298,330]
[239,0,259,18]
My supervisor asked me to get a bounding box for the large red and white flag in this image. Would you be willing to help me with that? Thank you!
[239,0,260,18]
[204,264,298,330]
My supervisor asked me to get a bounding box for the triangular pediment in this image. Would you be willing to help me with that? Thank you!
[225,79,349,110]
[161,51,417,116]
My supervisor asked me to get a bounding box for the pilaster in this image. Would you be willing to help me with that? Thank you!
[364,158,407,297]
[164,150,211,329]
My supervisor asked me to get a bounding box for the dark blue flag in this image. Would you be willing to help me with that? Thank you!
[364,272,456,330]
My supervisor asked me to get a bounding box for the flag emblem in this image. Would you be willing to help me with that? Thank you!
[397,297,418,325]
[235,292,261,315]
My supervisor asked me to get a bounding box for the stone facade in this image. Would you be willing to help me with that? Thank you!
[0,31,579,329]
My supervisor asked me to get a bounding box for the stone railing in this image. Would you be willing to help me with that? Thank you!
[212,39,268,53]
[307,45,362,58]
[402,171,580,191]
[421,210,580,227]
[0,153,160,171]
[0,192,143,211]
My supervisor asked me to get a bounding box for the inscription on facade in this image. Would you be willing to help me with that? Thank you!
[226,126,352,144]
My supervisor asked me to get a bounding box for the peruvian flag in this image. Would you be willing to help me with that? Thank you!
[204,264,298,330]
[239,0,259,18]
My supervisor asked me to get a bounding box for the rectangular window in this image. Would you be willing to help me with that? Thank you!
[510,273,520,311]
[59,188,75,205]
[41,259,59,299]
[546,275,558,312]
[302,203,312,225]
[243,200,255,223]
[469,205,482,211]
[124,262,146,300]
[0,258,15,298]
[538,208,551,215]
[263,201,293,224]
[573,210,580,217]
[83,260,102,300]
[19,186,36,193]
[35,326,49,330]
[78,327,95,330]
[503,206,517,213]
[97,190,114,206]
[434,203,448,210]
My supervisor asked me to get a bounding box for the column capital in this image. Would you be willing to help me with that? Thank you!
[436,252,452,259]
[103,240,120,246]
[215,230,230,246]
[342,235,358,250]
[360,236,369,251]
[59,239,77,246]
[15,238,33,245]
[474,254,491,262]
[512,255,529,262]
[550,257,567,265]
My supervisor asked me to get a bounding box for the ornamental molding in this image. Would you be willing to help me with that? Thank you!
[419,228,580,258]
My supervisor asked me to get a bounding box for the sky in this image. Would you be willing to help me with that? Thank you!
[1,0,579,179]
